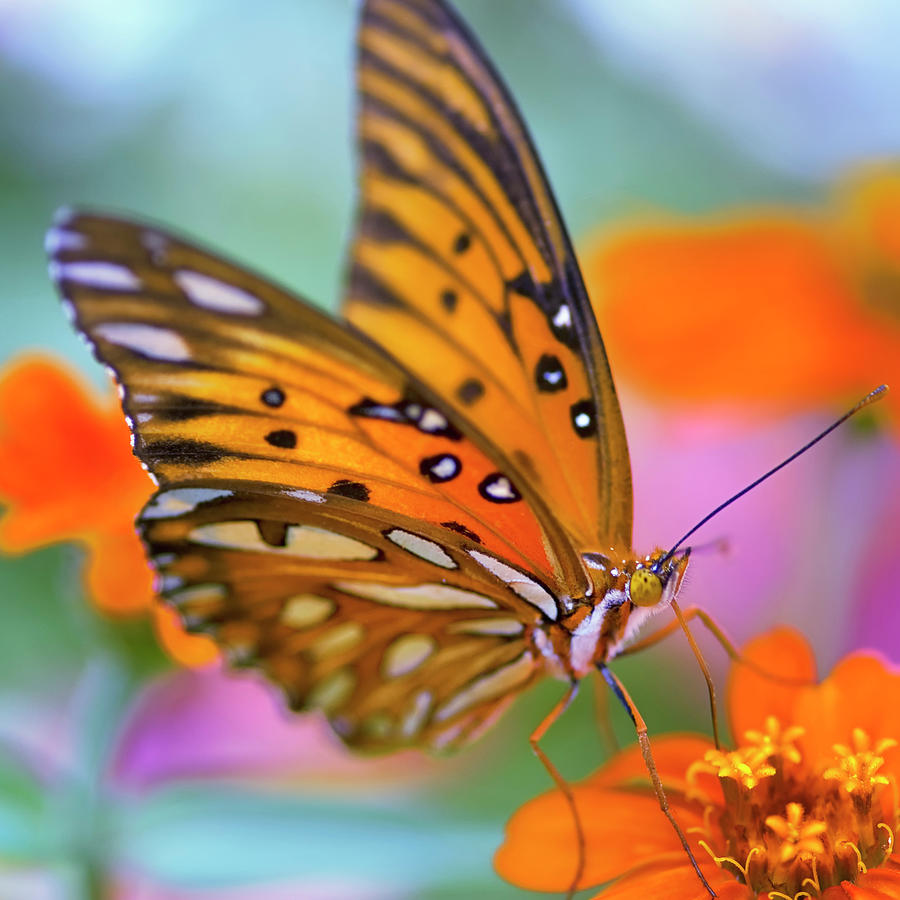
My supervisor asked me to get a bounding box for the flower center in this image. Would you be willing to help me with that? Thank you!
[687,717,898,899]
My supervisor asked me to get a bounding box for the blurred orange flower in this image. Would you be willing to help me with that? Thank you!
[588,165,900,424]
[0,356,216,666]
[495,628,900,899]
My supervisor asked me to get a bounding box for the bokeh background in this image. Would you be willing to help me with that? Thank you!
[1,1,898,898]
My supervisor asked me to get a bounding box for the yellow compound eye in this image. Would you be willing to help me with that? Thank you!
[630,569,663,607]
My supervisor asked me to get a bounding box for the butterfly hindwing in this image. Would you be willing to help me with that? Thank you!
[346,0,634,551]
[142,481,543,750]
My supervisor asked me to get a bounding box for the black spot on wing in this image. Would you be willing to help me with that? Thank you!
[570,399,598,438]
[453,232,471,254]
[456,378,484,405]
[266,429,297,449]
[257,520,288,547]
[441,521,482,543]
[441,289,458,312]
[261,387,285,408]
[419,453,461,483]
[535,354,567,393]
[327,480,371,502]
[478,473,522,504]
[140,438,229,465]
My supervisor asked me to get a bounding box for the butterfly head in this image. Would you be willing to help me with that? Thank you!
[632,549,690,608]
[583,548,689,611]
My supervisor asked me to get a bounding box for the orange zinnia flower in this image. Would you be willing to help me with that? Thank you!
[496,628,900,899]
[587,165,900,425]
[0,355,216,666]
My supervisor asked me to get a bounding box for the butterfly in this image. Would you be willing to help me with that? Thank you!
[48,0,715,894]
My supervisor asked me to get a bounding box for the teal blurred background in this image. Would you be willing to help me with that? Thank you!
[1,1,898,898]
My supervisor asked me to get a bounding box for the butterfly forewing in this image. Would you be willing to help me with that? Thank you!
[346,0,633,551]
[141,482,543,750]
[51,211,571,578]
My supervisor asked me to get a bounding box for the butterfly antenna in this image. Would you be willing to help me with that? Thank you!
[658,385,889,569]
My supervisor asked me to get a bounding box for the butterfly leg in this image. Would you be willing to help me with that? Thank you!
[593,673,620,757]
[597,663,717,900]
[529,681,584,899]
[618,603,811,698]
[614,599,723,747]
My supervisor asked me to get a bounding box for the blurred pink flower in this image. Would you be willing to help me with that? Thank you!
[112,664,436,792]
[625,400,899,667]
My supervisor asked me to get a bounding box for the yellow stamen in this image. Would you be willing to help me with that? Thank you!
[876,821,894,855]
[800,855,821,895]
[765,803,827,864]
[698,840,762,880]
[839,841,867,875]
[744,716,805,764]
[824,731,895,795]
[698,746,776,789]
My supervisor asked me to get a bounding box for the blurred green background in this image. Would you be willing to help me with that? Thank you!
[1,1,897,898]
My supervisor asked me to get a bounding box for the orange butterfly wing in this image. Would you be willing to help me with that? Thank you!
[48,0,637,752]
[52,212,562,579]
[49,211,561,749]
[346,0,633,553]
[141,483,544,750]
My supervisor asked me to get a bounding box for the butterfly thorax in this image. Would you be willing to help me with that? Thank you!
[532,549,689,680]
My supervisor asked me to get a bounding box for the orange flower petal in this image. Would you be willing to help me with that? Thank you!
[83,526,155,616]
[587,734,714,790]
[824,867,900,900]
[0,356,151,550]
[793,651,900,771]
[495,783,703,892]
[589,219,880,410]
[154,606,219,668]
[584,165,900,425]
[727,627,816,742]
[585,858,739,900]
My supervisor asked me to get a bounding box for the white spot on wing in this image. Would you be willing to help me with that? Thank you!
[284,489,326,504]
[188,521,378,561]
[94,323,190,362]
[447,617,524,636]
[142,487,233,519]
[45,228,87,254]
[159,574,185,592]
[401,690,433,738]
[168,583,226,607]
[429,456,459,480]
[174,269,265,316]
[418,409,447,433]
[307,667,355,713]
[552,304,572,329]
[482,475,517,502]
[53,261,140,291]
[309,621,364,660]
[335,581,497,610]
[434,651,534,722]
[385,528,455,569]
[468,550,558,621]
[382,634,436,678]
[281,594,335,628]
